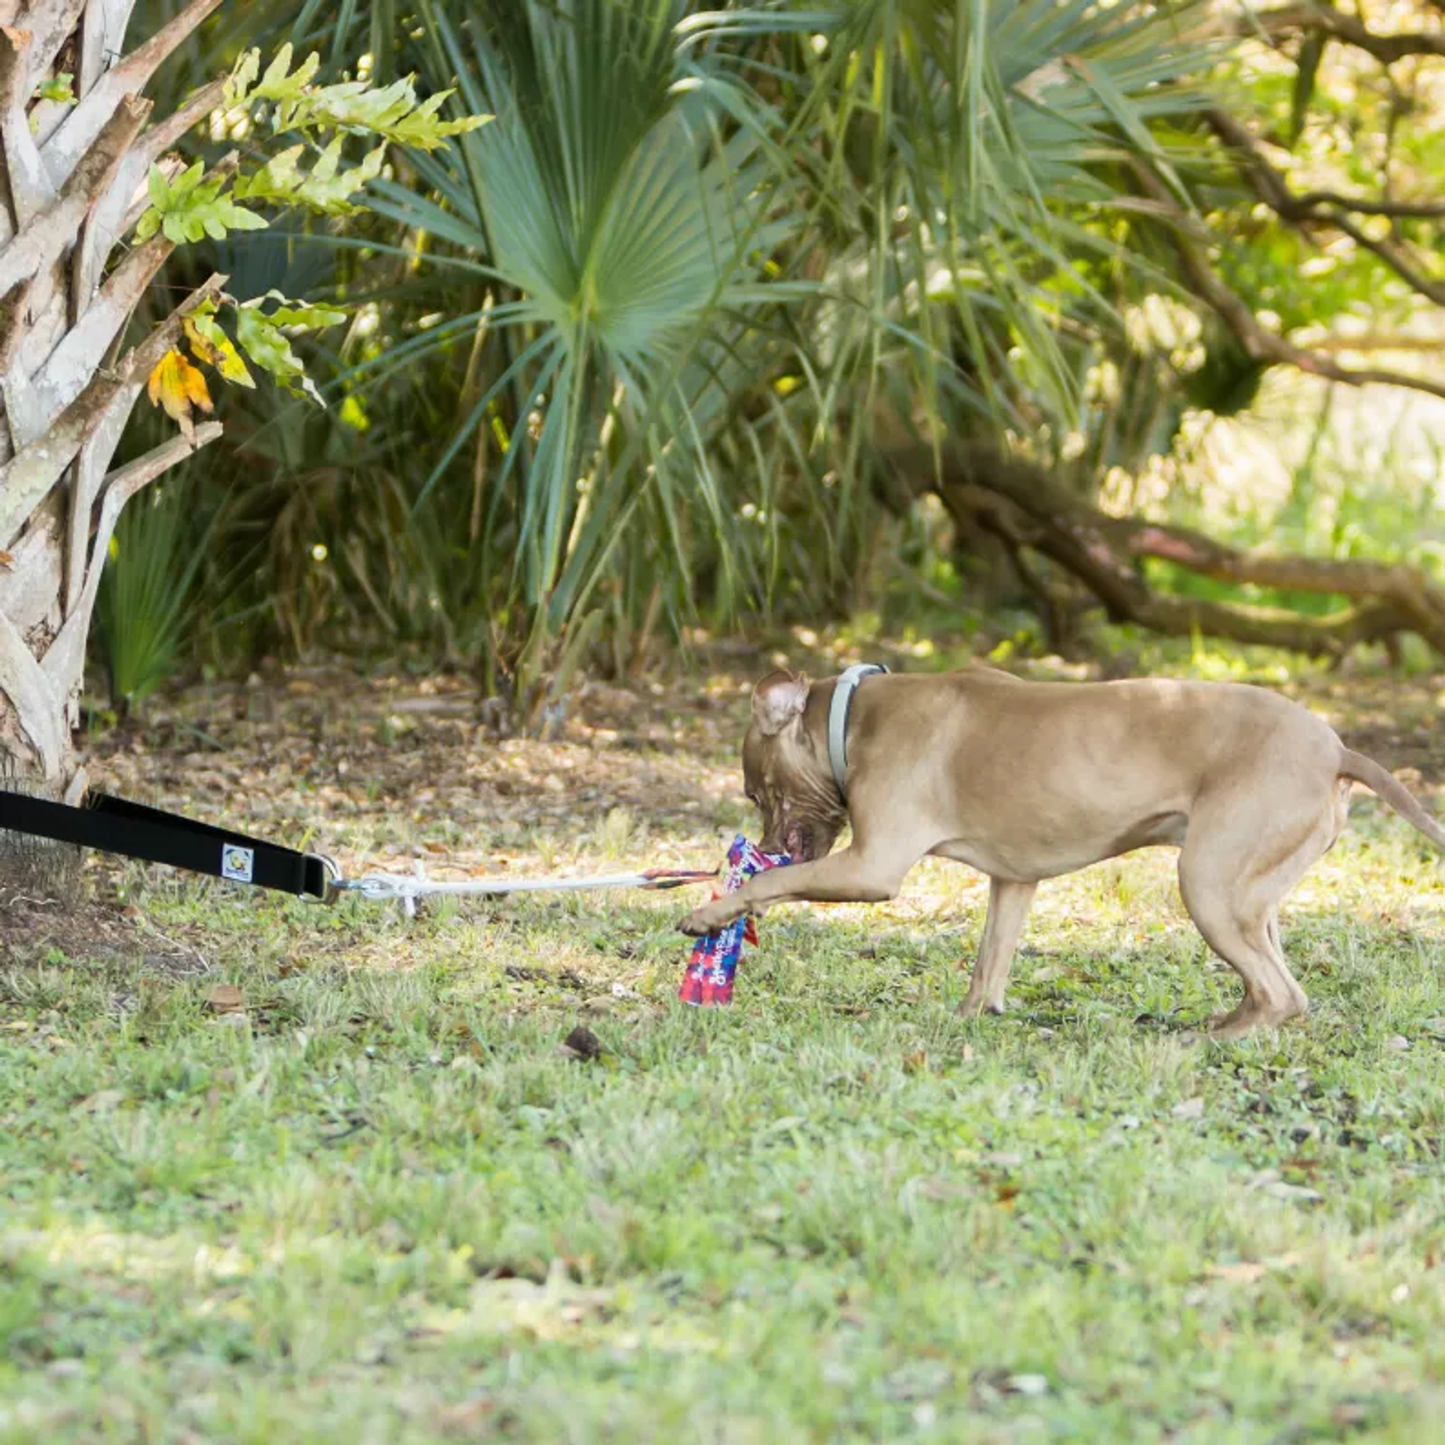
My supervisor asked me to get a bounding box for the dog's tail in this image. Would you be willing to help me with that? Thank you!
[1338,749,1445,852]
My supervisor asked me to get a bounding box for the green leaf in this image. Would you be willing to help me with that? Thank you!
[232,293,347,406]
[34,72,74,106]
[139,167,269,246]
[235,306,321,405]
[232,139,386,214]
[252,290,347,331]
[224,49,260,108]
[146,163,170,210]
[224,42,489,151]
[257,44,323,103]
[168,159,206,201]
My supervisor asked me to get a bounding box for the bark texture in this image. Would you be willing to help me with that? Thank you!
[0,0,223,894]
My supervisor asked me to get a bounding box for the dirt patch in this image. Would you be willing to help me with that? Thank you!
[0,891,139,962]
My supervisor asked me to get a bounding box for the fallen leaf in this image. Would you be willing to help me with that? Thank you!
[74,1089,124,1115]
[902,1049,928,1074]
[432,1397,496,1435]
[147,347,213,438]
[468,1261,613,1341]
[1261,1180,1323,1204]
[1005,1374,1049,1396]
[1207,1252,1300,1284]
[205,983,245,1014]
[883,1360,952,1401]
[1208,1261,1267,1284]
[1172,1097,1205,1120]
[1331,1403,1372,1430]
[561,1025,602,1061]
[0,550,12,569]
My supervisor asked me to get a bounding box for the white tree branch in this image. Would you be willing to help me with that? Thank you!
[42,418,222,695]
[0,92,147,295]
[80,76,224,303]
[0,605,67,775]
[39,232,173,423]
[17,0,86,93]
[77,0,139,99]
[0,271,225,548]
[0,24,51,229]
[43,0,222,182]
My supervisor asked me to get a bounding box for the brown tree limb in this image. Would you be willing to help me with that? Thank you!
[41,231,175,417]
[1327,211,1445,305]
[76,79,226,323]
[1310,332,1445,352]
[15,0,86,91]
[1240,4,1445,64]
[1205,108,1445,223]
[1207,109,1445,307]
[886,443,1445,661]
[1129,162,1445,405]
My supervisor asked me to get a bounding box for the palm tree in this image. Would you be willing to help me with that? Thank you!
[250,0,1213,721]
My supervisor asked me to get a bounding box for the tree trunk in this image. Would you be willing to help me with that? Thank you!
[0,0,223,898]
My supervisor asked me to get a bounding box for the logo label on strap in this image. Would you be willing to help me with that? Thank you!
[221,845,255,883]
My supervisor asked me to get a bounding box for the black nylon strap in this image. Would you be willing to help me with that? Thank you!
[0,789,329,898]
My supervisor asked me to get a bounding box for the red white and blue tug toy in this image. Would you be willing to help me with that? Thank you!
[677,835,790,1007]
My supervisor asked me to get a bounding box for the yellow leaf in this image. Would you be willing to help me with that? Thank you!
[147,348,214,437]
[183,317,222,368]
[205,984,246,1014]
[184,315,255,387]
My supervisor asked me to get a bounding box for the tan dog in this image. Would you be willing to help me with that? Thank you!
[679,666,1445,1038]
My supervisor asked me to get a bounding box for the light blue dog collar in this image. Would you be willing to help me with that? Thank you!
[827,663,889,802]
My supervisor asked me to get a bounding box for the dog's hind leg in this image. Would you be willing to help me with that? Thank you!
[1177,786,1344,1040]
[959,878,1037,1018]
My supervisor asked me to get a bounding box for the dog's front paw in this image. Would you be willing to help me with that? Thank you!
[679,900,738,936]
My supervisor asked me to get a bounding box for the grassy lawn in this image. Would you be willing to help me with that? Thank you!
[4,654,1445,1443]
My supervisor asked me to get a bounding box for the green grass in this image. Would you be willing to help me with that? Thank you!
[5,671,1445,1442]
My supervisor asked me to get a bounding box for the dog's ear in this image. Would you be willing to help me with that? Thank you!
[751,671,810,735]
